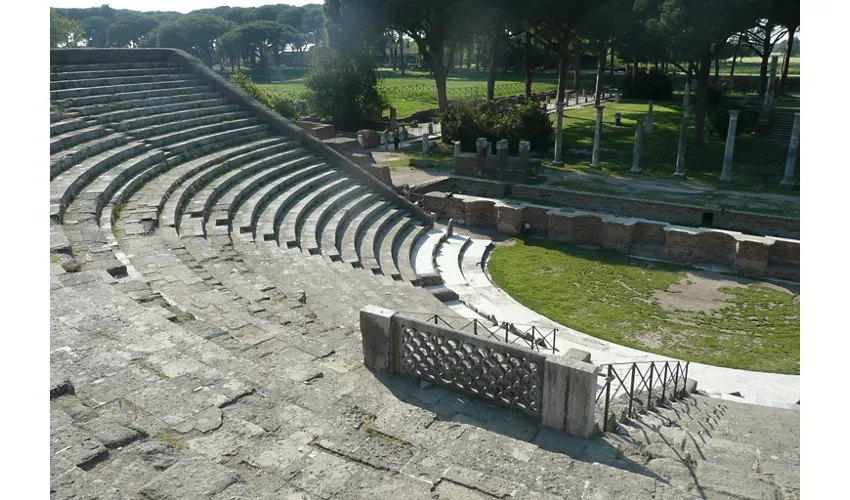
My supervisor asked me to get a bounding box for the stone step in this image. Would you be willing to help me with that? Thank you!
[66,92,225,118]
[50,78,203,100]
[166,140,294,231]
[423,284,460,302]
[51,124,111,155]
[161,124,272,157]
[322,192,381,262]
[460,239,494,288]
[51,141,150,221]
[53,84,214,108]
[377,216,414,281]
[113,104,245,132]
[207,153,318,237]
[235,162,331,240]
[395,223,430,284]
[51,133,129,180]
[50,72,196,91]
[50,110,63,123]
[358,208,404,274]
[50,65,179,82]
[198,146,307,231]
[281,176,351,249]
[132,112,254,141]
[339,200,390,266]
[51,116,94,138]
[255,168,338,243]
[301,184,364,256]
[146,119,263,152]
[435,235,472,286]
[50,61,180,73]
[411,228,444,277]
[83,150,167,222]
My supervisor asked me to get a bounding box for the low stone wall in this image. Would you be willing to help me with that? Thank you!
[421,193,800,281]
[295,120,335,140]
[360,305,600,438]
[412,176,799,239]
[50,48,434,227]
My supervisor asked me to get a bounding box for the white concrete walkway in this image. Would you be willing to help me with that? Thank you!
[413,229,800,409]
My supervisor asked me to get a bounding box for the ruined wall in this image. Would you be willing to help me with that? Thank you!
[421,194,800,281]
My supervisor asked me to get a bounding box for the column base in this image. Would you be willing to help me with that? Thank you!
[719,175,732,182]
[589,163,601,169]
[628,167,641,174]
[672,171,687,179]
[553,160,564,166]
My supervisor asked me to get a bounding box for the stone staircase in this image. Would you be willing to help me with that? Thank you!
[50,51,799,499]
[763,107,799,141]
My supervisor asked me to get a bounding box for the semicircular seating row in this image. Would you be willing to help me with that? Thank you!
[49,59,477,333]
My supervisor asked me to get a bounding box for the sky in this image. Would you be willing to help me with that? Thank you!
[50,1,318,14]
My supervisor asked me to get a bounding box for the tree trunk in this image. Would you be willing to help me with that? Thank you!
[435,66,449,112]
[631,54,637,80]
[572,40,581,90]
[447,38,458,77]
[594,46,606,107]
[693,54,712,147]
[730,41,739,76]
[779,25,797,95]
[759,22,773,95]
[609,48,614,75]
[391,46,397,70]
[557,54,568,102]
[475,43,482,72]
[487,35,499,101]
[466,42,472,69]
[524,31,533,97]
[714,56,720,79]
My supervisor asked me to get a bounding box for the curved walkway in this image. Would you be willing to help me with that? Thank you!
[415,229,800,409]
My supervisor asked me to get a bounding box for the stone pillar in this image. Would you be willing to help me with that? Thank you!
[615,90,621,104]
[589,106,604,169]
[780,113,800,187]
[454,140,462,157]
[629,118,644,173]
[389,107,397,132]
[475,137,488,158]
[360,305,397,372]
[518,140,531,166]
[496,138,509,161]
[674,107,690,178]
[719,110,740,182]
[553,101,565,165]
[644,101,654,133]
[422,134,429,154]
[486,140,492,156]
[401,125,408,141]
[682,82,690,108]
[542,349,600,438]
[446,218,454,237]
[614,113,622,126]
[581,89,587,103]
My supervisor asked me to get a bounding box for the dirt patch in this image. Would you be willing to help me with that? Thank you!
[372,151,406,163]
[633,330,663,349]
[653,271,797,313]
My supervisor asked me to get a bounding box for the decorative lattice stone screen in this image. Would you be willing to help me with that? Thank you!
[394,317,546,419]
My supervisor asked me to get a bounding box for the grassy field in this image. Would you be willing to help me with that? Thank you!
[718,56,800,76]
[546,100,798,191]
[488,238,799,374]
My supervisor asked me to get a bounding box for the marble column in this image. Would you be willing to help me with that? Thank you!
[553,101,565,165]
[682,82,690,108]
[674,107,690,178]
[780,113,800,187]
[629,118,644,173]
[719,110,740,182]
[422,134,429,153]
[589,105,604,169]
[644,101,654,133]
[454,140,462,157]
[765,55,779,107]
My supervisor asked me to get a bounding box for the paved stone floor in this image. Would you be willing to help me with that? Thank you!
[51,264,799,499]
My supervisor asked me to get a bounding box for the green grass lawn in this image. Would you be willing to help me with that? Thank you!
[546,100,798,191]
[718,56,800,75]
[488,238,799,374]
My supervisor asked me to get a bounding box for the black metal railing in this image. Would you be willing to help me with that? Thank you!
[595,360,690,433]
[398,312,558,352]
